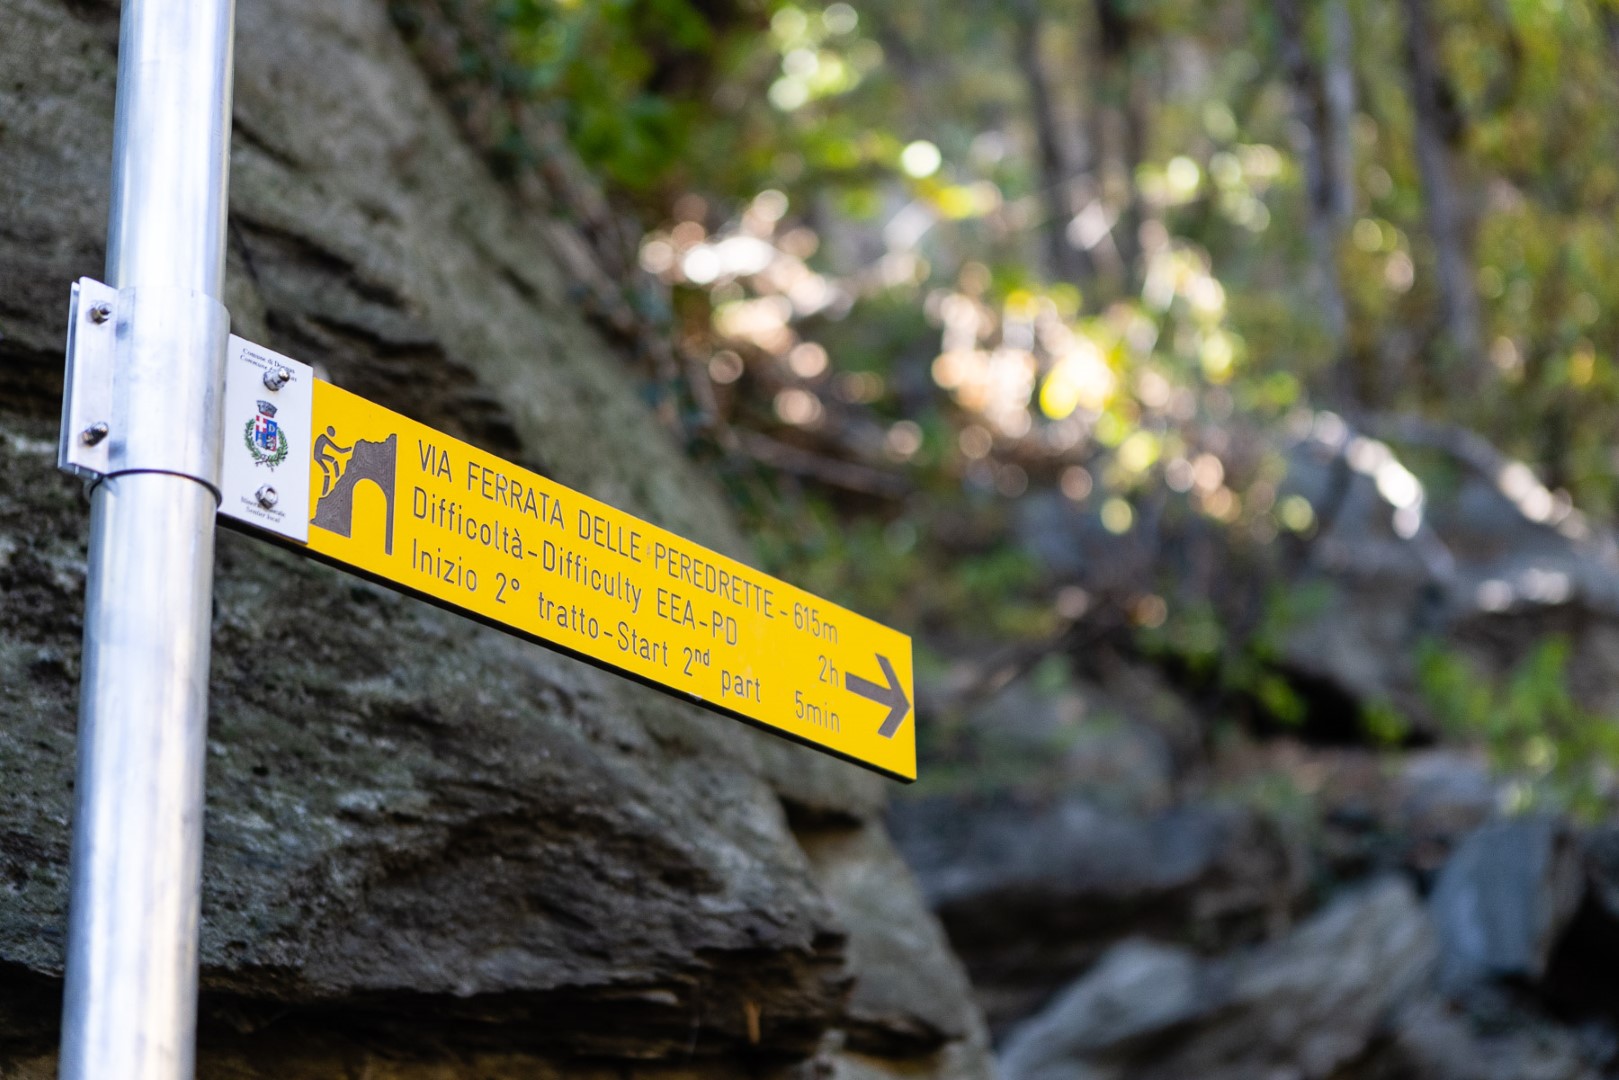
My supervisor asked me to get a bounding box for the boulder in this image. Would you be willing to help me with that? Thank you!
[1369,996,1604,1080]
[996,941,1201,1079]
[887,797,1300,1028]
[1429,818,1583,994]
[999,877,1436,1080]
[799,822,996,1077]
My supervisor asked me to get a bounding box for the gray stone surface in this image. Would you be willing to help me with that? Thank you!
[0,0,986,1074]
[801,822,996,1077]
[1430,818,1583,993]
[997,941,1201,1079]
[888,796,1300,1028]
[998,877,1436,1080]
[1369,996,1603,1080]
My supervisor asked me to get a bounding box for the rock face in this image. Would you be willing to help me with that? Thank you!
[0,0,990,1076]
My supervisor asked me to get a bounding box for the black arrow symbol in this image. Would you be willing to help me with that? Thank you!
[845,655,911,738]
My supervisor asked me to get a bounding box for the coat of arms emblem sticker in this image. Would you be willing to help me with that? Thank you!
[244,398,289,468]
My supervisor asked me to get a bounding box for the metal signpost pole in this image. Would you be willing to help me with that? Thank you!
[58,0,237,1077]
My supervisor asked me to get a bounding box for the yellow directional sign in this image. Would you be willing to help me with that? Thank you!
[295,379,915,780]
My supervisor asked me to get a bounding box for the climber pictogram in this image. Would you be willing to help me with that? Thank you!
[309,427,397,555]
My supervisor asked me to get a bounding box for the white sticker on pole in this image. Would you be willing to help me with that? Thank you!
[219,335,313,541]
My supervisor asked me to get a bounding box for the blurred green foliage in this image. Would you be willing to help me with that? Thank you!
[1418,637,1619,819]
[499,0,723,190]
[491,0,1619,507]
